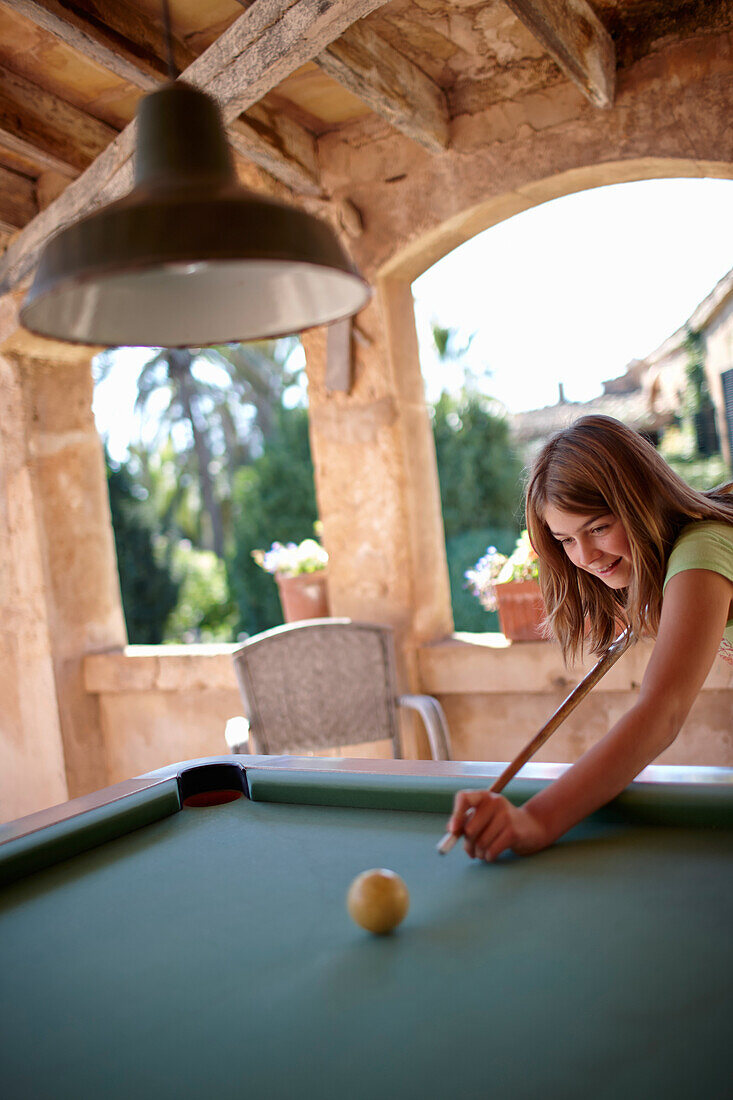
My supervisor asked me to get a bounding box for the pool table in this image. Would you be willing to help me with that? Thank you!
[2,755,733,1100]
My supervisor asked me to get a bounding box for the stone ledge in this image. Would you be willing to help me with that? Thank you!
[83,636,733,695]
[84,644,241,693]
[417,633,733,694]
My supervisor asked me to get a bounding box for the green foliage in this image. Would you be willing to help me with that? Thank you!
[431,390,527,630]
[431,322,475,363]
[102,336,531,642]
[95,338,303,559]
[106,455,180,644]
[446,527,519,632]
[659,424,730,490]
[127,441,201,545]
[683,327,709,415]
[163,542,238,643]
[432,391,525,542]
[228,405,319,636]
[432,324,451,359]
[681,326,721,456]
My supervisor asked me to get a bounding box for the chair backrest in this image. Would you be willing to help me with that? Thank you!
[232,619,402,756]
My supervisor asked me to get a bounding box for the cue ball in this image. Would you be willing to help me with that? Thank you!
[347,868,410,934]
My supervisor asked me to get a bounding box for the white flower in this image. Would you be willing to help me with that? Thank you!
[252,537,328,577]
[465,531,539,612]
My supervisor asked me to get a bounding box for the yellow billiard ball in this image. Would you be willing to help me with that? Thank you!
[346,868,410,934]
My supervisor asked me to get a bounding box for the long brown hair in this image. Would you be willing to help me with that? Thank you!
[526,415,733,662]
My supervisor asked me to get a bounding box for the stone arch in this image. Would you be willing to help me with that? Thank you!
[380,158,733,285]
[318,25,733,284]
[306,148,733,696]
[309,27,733,669]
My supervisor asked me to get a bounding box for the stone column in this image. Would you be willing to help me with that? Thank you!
[1,310,127,811]
[0,305,68,820]
[303,282,453,757]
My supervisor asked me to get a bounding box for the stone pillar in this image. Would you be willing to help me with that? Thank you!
[303,283,453,757]
[0,309,127,812]
[0,304,68,820]
[378,276,454,643]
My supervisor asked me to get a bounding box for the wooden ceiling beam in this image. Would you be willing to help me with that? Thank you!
[184,0,390,121]
[0,164,37,234]
[2,0,181,88]
[318,24,450,154]
[0,0,388,294]
[0,66,116,174]
[40,0,195,76]
[0,127,78,180]
[234,106,321,195]
[4,0,322,196]
[503,0,615,108]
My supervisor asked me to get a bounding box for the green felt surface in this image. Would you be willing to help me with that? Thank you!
[1,783,733,1100]
[0,779,180,886]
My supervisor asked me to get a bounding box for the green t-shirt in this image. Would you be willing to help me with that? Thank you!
[663,521,733,665]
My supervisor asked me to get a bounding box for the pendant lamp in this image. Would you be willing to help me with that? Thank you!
[20,80,371,347]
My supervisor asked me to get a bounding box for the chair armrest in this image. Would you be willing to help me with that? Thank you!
[398,694,452,761]
[224,716,251,755]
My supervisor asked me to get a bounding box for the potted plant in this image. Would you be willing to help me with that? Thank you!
[252,536,330,623]
[465,530,546,641]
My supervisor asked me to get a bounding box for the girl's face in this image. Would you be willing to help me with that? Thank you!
[543,504,633,590]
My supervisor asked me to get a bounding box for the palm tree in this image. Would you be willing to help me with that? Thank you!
[431,322,485,395]
[94,338,301,558]
[200,340,300,451]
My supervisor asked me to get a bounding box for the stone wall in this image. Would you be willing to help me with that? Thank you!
[306,29,733,715]
[321,34,733,283]
[0,307,68,820]
[66,637,733,820]
[82,645,398,790]
[419,635,733,767]
[0,305,126,821]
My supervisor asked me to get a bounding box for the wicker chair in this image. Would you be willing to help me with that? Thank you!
[226,618,451,760]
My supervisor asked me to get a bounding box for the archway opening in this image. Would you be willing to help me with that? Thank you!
[405,175,733,633]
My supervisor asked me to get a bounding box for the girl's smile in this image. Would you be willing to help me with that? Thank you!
[543,504,633,589]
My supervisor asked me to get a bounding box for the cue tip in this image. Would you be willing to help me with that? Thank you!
[436,831,459,855]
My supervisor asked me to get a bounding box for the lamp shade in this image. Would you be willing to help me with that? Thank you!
[20,82,371,347]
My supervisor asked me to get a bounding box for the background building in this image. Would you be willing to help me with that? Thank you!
[511,267,733,465]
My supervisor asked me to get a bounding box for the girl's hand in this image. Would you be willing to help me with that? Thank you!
[447,790,550,861]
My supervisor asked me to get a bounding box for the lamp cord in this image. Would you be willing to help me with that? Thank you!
[161,0,178,80]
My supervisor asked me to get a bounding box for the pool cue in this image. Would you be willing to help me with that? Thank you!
[436,628,634,854]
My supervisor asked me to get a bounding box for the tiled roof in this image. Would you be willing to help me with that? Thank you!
[509,391,674,443]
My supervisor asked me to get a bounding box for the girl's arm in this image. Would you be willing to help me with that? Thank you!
[448,567,733,860]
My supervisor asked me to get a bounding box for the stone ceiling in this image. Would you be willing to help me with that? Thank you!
[0,0,730,295]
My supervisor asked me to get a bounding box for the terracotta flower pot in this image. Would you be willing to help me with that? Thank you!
[275,570,330,623]
[495,579,546,642]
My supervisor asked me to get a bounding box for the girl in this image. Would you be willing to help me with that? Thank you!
[447,414,733,861]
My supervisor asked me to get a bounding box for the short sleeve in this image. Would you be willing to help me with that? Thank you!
[664,522,733,593]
